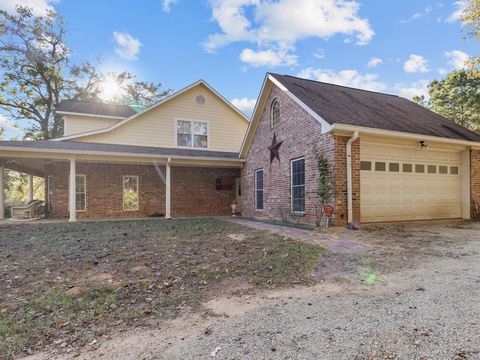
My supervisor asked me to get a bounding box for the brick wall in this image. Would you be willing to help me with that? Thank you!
[46,161,239,218]
[471,149,480,218]
[241,84,337,224]
[333,136,361,225]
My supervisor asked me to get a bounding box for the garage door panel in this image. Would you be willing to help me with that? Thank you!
[361,142,461,223]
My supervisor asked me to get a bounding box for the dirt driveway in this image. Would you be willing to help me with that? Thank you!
[21,220,480,360]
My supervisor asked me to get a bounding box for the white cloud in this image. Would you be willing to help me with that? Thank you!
[367,57,383,68]
[445,50,469,69]
[231,98,256,116]
[239,48,297,67]
[0,0,57,16]
[0,114,20,134]
[400,6,432,23]
[446,1,467,22]
[162,0,178,13]
[403,54,429,73]
[395,80,430,100]
[204,0,374,67]
[438,68,448,75]
[113,32,142,61]
[297,68,387,92]
[313,48,326,60]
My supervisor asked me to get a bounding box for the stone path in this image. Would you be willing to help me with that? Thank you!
[226,217,367,254]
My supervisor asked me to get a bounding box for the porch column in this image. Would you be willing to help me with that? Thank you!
[165,158,171,219]
[68,158,76,222]
[0,165,4,220]
[28,175,34,203]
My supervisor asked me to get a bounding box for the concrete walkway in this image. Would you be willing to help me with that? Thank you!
[226,217,367,254]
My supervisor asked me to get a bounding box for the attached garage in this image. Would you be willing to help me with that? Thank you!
[360,141,465,223]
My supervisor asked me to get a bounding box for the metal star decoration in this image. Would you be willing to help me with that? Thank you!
[268,133,283,163]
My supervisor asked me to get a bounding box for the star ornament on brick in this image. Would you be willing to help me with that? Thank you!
[268,133,283,163]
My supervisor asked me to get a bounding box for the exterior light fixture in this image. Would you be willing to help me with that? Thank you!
[420,141,428,149]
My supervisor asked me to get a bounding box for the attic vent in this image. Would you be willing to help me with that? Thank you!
[196,95,206,105]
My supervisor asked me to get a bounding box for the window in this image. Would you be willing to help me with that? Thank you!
[439,166,448,174]
[403,163,413,173]
[375,162,386,171]
[271,98,280,127]
[75,175,86,211]
[360,161,372,171]
[427,165,437,174]
[123,176,139,211]
[255,169,264,210]
[47,176,53,211]
[450,166,459,175]
[176,119,208,148]
[291,157,305,213]
[389,163,400,172]
[415,164,425,173]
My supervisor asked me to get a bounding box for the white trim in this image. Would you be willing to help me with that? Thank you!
[75,174,87,212]
[56,111,128,120]
[0,145,244,163]
[254,168,264,211]
[331,123,480,148]
[174,118,209,150]
[53,80,250,142]
[346,131,359,224]
[123,175,139,211]
[268,74,332,133]
[290,157,306,214]
[165,158,171,219]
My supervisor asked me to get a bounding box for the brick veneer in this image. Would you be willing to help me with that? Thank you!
[46,161,239,218]
[241,84,360,225]
[471,149,480,217]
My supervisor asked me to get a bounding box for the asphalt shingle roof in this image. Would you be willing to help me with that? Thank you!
[0,141,239,159]
[56,100,137,118]
[271,73,480,142]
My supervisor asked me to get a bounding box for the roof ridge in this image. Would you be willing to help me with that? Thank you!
[272,73,399,98]
[60,99,132,107]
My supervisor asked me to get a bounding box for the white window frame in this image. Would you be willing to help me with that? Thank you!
[75,174,86,212]
[270,98,280,128]
[175,118,209,149]
[254,169,264,211]
[123,175,139,211]
[291,157,306,214]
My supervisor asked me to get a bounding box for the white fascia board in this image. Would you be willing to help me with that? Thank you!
[268,74,332,134]
[56,111,127,120]
[54,80,249,142]
[330,123,480,148]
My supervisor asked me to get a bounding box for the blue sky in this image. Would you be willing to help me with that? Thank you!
[0,0,477,135]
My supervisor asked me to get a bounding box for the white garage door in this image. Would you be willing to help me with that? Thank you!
[360,142,462,222]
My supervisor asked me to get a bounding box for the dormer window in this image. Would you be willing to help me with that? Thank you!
[271,98,280,127]
[176,119,208,148]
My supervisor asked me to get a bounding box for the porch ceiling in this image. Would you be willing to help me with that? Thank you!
[1,157,48,177]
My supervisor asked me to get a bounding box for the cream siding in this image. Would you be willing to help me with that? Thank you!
[64,115,121,136]
[72,84,248,153]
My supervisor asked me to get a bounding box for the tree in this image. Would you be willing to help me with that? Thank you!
[462,0,480,74]
[0,6,171,140]
[427,70,480,132]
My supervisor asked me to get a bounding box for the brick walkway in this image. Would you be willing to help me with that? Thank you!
[226,217,367,254]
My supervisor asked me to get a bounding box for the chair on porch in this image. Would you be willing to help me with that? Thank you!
[10,200,46,220]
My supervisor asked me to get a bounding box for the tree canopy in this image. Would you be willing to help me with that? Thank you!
[463,0,480,74]
[0,6,171,140]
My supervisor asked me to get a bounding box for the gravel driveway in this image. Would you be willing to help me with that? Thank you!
[24,221,480,360]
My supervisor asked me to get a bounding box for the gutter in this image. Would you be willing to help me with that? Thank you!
[346,131,359,224]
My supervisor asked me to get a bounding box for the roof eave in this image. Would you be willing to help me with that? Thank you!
[330,123,480,148]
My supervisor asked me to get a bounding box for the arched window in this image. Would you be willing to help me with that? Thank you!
[271,98,280,127]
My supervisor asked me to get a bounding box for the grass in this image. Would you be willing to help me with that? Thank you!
[243,216,316,230]
[0,218,322,358]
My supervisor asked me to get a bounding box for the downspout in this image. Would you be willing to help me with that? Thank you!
[346,131,359,224]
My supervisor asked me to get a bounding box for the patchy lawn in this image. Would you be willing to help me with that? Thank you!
[0,219,322,358]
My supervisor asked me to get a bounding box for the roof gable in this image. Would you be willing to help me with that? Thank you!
[54,80,249,142]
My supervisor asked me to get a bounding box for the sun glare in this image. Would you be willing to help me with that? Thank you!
[100,77,122,102]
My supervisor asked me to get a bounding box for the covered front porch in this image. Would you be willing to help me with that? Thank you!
[0,141,243,221]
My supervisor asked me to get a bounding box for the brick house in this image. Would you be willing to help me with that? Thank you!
[1,74,479,225]
[240,73,480,225]
[0,80,248,221]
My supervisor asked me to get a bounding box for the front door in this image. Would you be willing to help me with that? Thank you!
[235,177,242,212]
